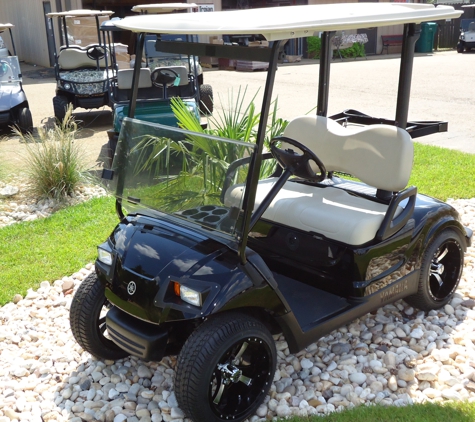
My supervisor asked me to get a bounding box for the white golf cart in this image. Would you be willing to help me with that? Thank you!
[70,4,469,422]
[45,9,115,121]
[0,23,33,133]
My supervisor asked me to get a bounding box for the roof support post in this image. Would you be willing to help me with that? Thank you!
[317,31,335,117]
[128,32,145,119]
[396,23,420,129]
[238,40,283,265]
[8,28,16,56]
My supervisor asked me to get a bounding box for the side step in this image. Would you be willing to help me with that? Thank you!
[273,273,350,332]
[273,271,419,353]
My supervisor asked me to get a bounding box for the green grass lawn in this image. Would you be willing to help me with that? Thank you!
[0,141,475,421]
[0,195,117,305]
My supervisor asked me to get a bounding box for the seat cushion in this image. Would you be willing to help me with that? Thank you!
[224,178,402,245]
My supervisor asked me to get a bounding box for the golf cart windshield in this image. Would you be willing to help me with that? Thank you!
[460,19,475,32]
[109,118,258,239]
[0,56,21,84]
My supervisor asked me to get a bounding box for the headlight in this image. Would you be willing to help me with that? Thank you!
[179,285,202,307]
[63,83,71,90]
[97,247,113,266]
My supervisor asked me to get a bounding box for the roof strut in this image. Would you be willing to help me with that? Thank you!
[317,31,335,117]
[128,32,146,119]
[396,23,420,129]
[238,40,283,265]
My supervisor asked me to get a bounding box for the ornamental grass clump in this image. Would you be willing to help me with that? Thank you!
[14,106,93,200]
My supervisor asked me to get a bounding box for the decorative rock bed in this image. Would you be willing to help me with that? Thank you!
[1,187,475,421]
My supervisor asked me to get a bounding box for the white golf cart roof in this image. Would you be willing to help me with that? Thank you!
[0,24,14,32]
[131,3,198,14]
[46,9,113,18]
[115,3,462,41]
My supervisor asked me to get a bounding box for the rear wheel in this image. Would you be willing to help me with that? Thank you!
[175,312,276,422]
[53,95,69,122]
[18,107,33,134]
[405,229,464,311]
[70,273,130,360]
[199,84,214,115]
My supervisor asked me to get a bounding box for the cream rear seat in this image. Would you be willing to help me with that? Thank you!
[224,116,414,245]
[58,48,107,70]
[117,68,152,89]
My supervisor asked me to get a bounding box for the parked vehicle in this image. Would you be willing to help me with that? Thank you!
[0,24,33,133]
[70,4,469,422]
[457,18,475,53]
[45,9,115,121]
[102,3,213,166]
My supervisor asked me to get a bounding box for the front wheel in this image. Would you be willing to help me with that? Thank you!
[199,84,214,115]
[53,95,69,122]
[175,312,276,422]
[18,107,33,134]
[70,273,130,360]
[457,42,464,53]
[404,229,464,311]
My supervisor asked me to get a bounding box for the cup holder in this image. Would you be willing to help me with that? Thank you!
[176,205,232,230]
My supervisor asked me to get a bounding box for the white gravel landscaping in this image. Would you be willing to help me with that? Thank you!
[1,184,475,421]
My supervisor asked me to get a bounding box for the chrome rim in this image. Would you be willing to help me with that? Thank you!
[209,336,273,420]
[428,239,462,301]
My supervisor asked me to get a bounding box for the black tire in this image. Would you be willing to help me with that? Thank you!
[457,43,464,54]
[405,229,464,311]
[18,107,33,134]
[53,95,69,122]
[199,84,214,115]
[70,273,129,361]
[175,312,276,422]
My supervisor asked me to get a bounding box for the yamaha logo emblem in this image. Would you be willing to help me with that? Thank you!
[127,281,137,295]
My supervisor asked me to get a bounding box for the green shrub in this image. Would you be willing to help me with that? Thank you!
[13,106,94,200]
[307,36,322,58]
[339,42,366,58]
[307,35,365,59]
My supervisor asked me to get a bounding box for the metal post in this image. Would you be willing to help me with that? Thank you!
[128,33,145,119]
[395,23,420,129]
[317,31,335,117]
[238,40,283,265]
[8,28,16,56]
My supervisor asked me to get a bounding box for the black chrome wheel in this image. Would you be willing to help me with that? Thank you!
[70,273,129,360]
[175,312,276,422]
[405,229,464,311]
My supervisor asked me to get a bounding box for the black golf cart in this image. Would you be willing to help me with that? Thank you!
[101,3,213,165]
[0,23,33,133]
[45,9,115,121]
[70,4,471,422]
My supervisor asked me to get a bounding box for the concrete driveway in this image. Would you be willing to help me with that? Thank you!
[1,49,474,172]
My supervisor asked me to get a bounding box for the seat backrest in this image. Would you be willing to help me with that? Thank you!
[117,68,152,89]
[58,48,107,70]
[160,66,189,87]
[282,116,413,192]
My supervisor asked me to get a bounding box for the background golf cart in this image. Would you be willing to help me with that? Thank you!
[70,4,471,422]
[457,17,475,53]
[0,24,33,134]
[45,9,115,122]
[104,3,213,165]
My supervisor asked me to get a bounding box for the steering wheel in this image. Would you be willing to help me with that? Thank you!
[151,67,179,87]
[86,45,106,61]
[270,136,326,182]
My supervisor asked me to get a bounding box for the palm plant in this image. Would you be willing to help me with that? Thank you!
[128,87,288,211]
